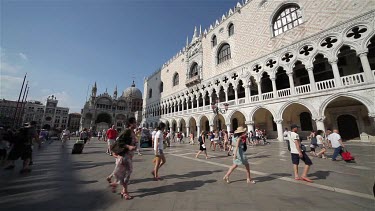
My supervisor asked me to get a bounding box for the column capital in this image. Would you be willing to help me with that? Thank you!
[328,59,338,64]
[313,116,326,122]
[306,66,314,71]
[368,113,375,118]
[225,123,231,126]
[270,76,276,81]
[287,71,294,76]
[274,119,283,124]
[245,121,254,125]
[357,50,368,57]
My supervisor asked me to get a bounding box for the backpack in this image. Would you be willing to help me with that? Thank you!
[310,136,318,146]
[14,127,30,144]
[198,136,203,143]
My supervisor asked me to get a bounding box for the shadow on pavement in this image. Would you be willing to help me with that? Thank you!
[253,173,291,183]
[308,170,331,180]
[133,179,216,198]
[0,141,112,211]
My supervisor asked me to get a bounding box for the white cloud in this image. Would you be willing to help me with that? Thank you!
[0,61,20,74]
[0,75,24,100]
[19,53,28,61]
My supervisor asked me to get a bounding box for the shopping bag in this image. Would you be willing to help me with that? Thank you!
[342,148,354,161]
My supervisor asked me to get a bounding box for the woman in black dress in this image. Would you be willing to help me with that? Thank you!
[195,131,209,159]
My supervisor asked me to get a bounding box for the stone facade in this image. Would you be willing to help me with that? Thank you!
[68,113,81,132]
[0,99,25,128]
[22,96,70,130]
[80,82,143,132]
[142,0,375,141]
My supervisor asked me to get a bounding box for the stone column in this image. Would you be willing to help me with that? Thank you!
[329,60,342,87]
[234,87,238,103]
[314,116,326,132]
[196,96,200,108]
[203,94,206,107]
[226,124,231,133]
[209,124,214,132]
[186,126,190,137]
[271,77,277,98]
[287,72,295,95]
[245,120,254,133]
[245,84,251,103]
[307,67,316,92]
[191,97,194,109]
[224,90,229,102]
[275,119,284,142]
[257,82,262,100]
[209,92,213,105]
[197,125,201,137]
[358,52,374,82]
[185,99,189,110]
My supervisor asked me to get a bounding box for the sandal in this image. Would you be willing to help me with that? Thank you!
[120,192,133,200]
[247,179,256,184]
[223,176,230,184]
[301,177,313,183]
[109,183,117,193]
[294,177,301,180]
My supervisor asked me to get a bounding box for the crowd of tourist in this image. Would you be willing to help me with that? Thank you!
[0,116,350,201]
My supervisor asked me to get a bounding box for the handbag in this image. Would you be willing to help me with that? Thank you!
[300,144,306,152]
[111,140,126,154]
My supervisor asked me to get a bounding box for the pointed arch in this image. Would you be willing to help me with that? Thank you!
[319,92,374,117]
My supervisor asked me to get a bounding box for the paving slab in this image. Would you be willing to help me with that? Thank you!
[0,138,374,211]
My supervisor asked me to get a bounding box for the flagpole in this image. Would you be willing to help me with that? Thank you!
[18,86,30,127]
[13,73,27,128]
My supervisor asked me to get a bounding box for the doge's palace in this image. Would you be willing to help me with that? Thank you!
[142,0,375,141]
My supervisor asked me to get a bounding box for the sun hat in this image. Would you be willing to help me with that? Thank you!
[234,126,247,134]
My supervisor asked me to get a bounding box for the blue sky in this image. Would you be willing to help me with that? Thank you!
[1,0,238,112]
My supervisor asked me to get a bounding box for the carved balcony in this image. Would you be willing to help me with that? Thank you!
[185,75,201,86]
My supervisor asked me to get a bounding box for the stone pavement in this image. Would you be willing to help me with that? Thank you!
[0,138,374,211]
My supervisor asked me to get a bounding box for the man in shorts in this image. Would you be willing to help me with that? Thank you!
[106,125,117,156]
[289,124,313,182]
[153,122,166,181]
[4,121,38,173]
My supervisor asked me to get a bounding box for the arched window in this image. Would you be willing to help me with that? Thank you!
[300,112,313,131]
[217,43,231,64]
[159,82,163,93]
[211,35,217,47]
[228,23,234,36]
[272,4,303,36]
[173,73,179,86]
[190,63,199,78]
[148,89,152,99]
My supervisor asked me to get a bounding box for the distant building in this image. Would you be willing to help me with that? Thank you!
[0,99,25,128]
[23,95,69,130]
[80,81,143,132]
[68,113,81,132]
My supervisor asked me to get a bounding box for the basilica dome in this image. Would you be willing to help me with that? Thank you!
[123,81,142,99]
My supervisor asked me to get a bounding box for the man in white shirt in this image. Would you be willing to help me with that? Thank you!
[327,129,345,161]
[289,124,313,182]
[151,128,157,148]
[153,123,166,181]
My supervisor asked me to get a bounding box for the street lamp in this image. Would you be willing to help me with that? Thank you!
[211,99,229,130]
